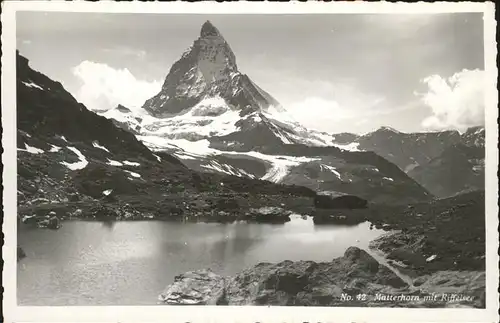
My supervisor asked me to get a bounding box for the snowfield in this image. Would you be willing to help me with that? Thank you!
[320,164,342,180]
[104,95,362,152]
[141,96,241,139]
[138,135,321,183]
[99,95,367,182]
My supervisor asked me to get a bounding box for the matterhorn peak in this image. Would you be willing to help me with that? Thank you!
[200,20,221,38]
[141,20,281,117]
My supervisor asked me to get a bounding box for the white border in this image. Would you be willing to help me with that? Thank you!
[2,1,498,323]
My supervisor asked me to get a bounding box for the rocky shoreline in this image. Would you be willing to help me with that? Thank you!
[159,246,485,308]
[157,190,485,308]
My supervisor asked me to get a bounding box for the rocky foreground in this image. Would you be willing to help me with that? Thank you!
[159,247,485,308]
[159,190,485,308]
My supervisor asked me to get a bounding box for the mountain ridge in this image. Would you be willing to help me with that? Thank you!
[329,125,485,197]
[95,21,434,205]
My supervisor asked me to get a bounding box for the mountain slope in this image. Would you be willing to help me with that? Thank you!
[16,52,322,223]
[97,21,431,205]
[407,144,485,197]
[330,126,485,197]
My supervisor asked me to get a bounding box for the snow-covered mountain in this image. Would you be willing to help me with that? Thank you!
[98,21,430,205]
[18,51,332,223]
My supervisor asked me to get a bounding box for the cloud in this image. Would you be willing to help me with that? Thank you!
[286,97,353,128]
[285,96,383,133]
[72,61,161,111]
[418,69,485,132]
[102,47,148,60]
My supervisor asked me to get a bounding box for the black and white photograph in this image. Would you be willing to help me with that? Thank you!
[2,2,498,323]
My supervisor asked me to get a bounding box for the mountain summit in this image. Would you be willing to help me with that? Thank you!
[200,20,221,37]
[142,21,280,117]
[102,21,433,204]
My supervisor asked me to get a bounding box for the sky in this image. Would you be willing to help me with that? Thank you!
[17,12,485,134]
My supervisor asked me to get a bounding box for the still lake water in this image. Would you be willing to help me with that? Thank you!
[17,215,385,305]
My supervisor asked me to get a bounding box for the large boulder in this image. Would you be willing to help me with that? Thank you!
[160,247,409,307]
[159,269,226,305]
[37,215,61,230]
[225,260,318,305]
[314,193,368,209]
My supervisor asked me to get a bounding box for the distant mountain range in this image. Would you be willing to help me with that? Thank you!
[330,126,485,197]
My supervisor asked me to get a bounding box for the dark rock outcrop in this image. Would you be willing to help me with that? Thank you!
[38,215,61,230]
[160,246,484,308]
[159,269,226,305]
[314,192,368,209]
[160,247,409,307]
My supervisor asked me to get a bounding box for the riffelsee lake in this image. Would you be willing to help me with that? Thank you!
[17,215,384,305]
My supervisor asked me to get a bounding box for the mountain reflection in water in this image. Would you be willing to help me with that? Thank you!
[17,216,384,305]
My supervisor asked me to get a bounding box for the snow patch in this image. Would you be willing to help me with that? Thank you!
[383,177,394,181]
[379,126,401,133]
[107,159,123,166]
[20,143,44,154]
[146,138,216,156]
[334,142,360,152]
[123,160,140,166]
[173,153,197,160]
[61,147,88,170]
[320,164,342,180]
[153,154,162,162]
[200,160,256,179]
[22,81,44,90]
[49,144,61,152]
[426,255,437,262]
[472,165,483,172]
[92,141,110,153]
[270,125,293,144]
[124,170,141,178]
[102,189,113,196]
[240,152,319,183]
